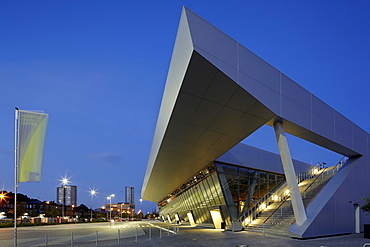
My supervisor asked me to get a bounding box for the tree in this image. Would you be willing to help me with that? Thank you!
[361,194,370,214]
[17,202,27,218]
[76,204,89,219]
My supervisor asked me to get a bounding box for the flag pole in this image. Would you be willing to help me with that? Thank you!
[14,107,19,247]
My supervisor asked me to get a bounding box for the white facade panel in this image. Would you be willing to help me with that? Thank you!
[281,96,311,131]
[281,74,311,111]
[238,44,281,92]
[312,113,335,141]
[312,96,335,124]
[238,72,280,115]
[186,10,238,70]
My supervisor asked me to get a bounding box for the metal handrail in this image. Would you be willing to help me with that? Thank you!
[238,179,287,222]
[303,159,346,209]
[302,167,329,195]
[261,167,330,225]
[263,156,346,225]
[240,157,347,227]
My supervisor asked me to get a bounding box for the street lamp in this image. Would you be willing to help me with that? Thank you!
[120,203,125,222]
[107,194,115,225]
[71,205,75,218]
[128,207,132,220]
[89,189,97,221]
[60,177,69,218]
[140,199,143,219]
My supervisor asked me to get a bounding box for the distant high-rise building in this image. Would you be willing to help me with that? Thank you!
[57,185,77,206]
[125,186,134,204]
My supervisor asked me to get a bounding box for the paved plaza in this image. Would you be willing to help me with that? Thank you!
[2,221,370,246]
[95,224,370,247]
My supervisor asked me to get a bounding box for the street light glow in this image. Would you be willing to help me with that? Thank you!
[0,192,7,202]
[107,194,116,226]
[89,189,97,220]
[60,176,71,217]
[60,177,70,185]
[107,194,115,199]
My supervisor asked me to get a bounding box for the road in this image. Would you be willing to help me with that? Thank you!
[0,221,177,247]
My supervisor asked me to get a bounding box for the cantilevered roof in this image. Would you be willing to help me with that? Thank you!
[142,7,367,203]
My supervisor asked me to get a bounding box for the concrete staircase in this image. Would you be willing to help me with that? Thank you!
[244,164,342,236]
[245,200,294,236]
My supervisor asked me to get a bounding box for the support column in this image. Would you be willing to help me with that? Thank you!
[274,121,307,225]
[240,172,258,217]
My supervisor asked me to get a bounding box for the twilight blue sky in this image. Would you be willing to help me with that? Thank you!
[0,1,369,213]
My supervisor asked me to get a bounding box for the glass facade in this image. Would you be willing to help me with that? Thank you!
[216,162,284,221]
[159,166,229,225]
[158,162,284,227]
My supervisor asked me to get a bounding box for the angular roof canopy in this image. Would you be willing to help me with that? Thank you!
[142,7,367,203]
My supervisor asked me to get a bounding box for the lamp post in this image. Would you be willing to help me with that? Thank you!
[107,194,115,225]
[120,203,124,222]
[71,205,75,218]
[61,177,69,218]
[101,206,106,220]
[140,199,143,219]
[89,189,96,221]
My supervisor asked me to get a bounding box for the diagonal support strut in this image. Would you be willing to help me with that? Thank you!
[274,121,307,226]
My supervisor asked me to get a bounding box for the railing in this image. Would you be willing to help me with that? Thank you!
[239,164,314,227]
[238,181,291,228]
[262,156,347,226]
[237,179,287,224]
[239,164,323,226]
[303,157,346,208]
[259,166,331,226]
[243,156,347,228]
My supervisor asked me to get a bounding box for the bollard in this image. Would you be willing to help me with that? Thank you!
[118,229,120,244]
[71,232,74,247]
[45,233,48,247]
[96,231,98,246]
[149,225,152,240]
[135,226,138,242]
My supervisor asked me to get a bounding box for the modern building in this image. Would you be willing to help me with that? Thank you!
[125,186,134,204]
[142,7,370,239]
[57,185,77,206]
[105,202,135,219]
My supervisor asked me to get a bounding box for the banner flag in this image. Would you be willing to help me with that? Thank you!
[17,110,49,183]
